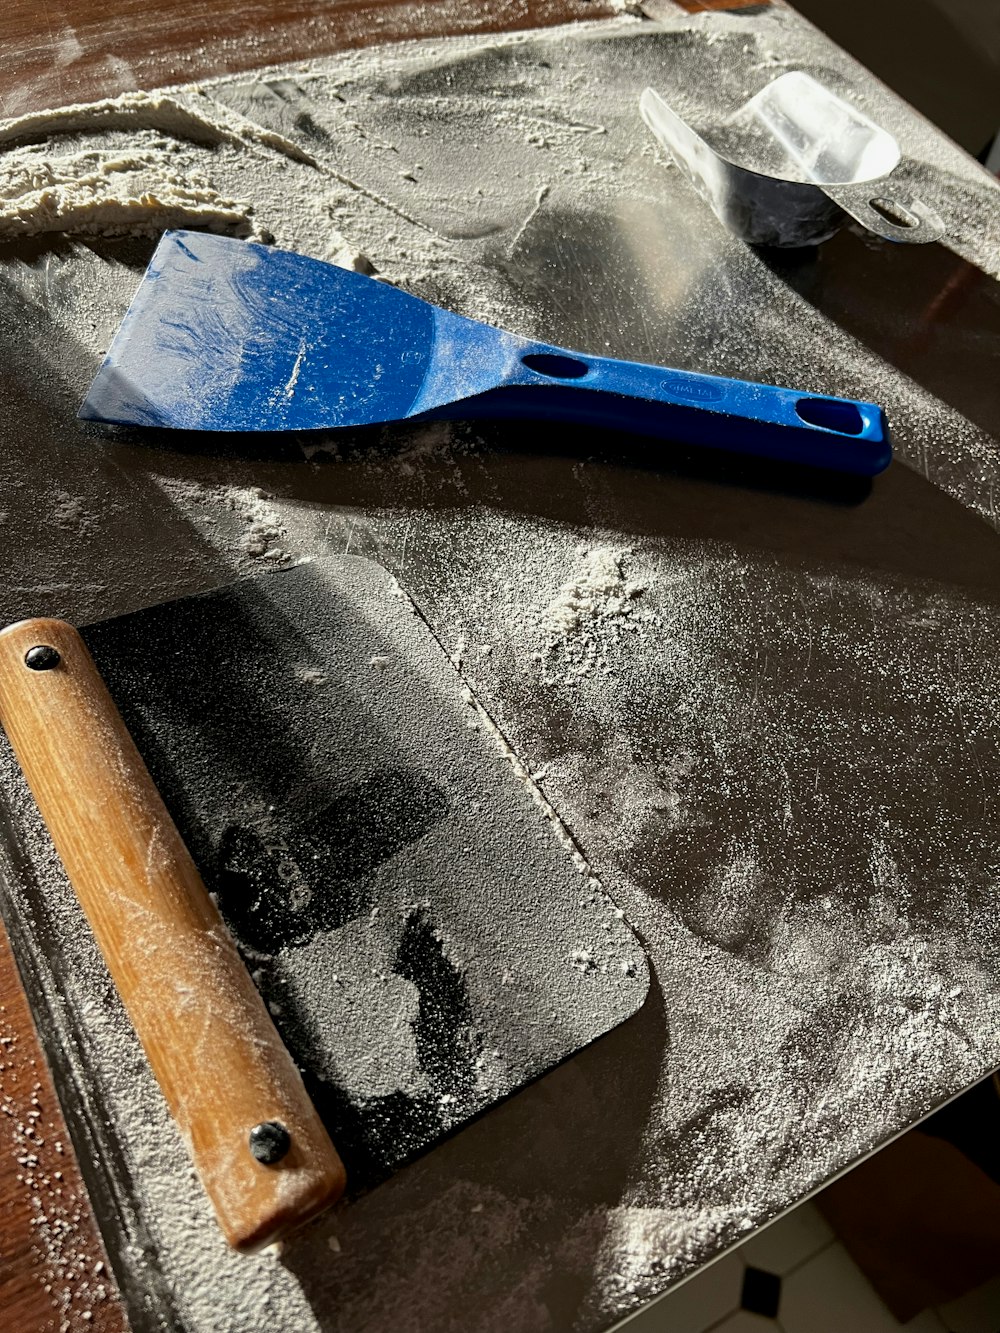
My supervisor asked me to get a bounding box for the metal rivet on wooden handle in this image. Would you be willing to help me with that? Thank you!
[0,618,346,1251]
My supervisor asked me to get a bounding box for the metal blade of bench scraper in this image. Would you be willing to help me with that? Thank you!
[78,555,648,1190]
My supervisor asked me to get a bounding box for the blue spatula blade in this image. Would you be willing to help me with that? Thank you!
[81,232,444,430]
[81,231,891,476]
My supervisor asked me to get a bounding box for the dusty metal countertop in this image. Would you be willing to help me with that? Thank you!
[1,5,999,1330]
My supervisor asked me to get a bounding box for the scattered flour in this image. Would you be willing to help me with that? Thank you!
[0,1002,113,1329]
[44,487,100,537]
[538,546,658,683]
[1,10,1000,1333]
[0,87,320,243]
[542,547,647,638]
[222,484,292,563]
[0,87,315,162]
[295,665,328,686]
[325,230,376,274]
[0,144,259,241]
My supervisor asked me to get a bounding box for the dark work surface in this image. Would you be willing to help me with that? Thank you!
[0,3,999,1330]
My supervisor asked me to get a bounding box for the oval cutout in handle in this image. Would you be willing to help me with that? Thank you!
[824,182,945,244]
[522,352,590,379]
[795,397,865,435]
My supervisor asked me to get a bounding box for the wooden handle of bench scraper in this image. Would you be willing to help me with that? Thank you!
[0,618,346,1251]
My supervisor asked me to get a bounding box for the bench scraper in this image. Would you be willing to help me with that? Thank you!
[80,230,890,475]
[0,556,648,1257]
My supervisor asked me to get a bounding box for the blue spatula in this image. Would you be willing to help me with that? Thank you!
[80,230,890,475]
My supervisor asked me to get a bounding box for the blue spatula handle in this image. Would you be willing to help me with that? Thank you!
[428,341,890,476]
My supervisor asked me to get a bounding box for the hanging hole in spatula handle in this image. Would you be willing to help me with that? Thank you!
[480,345,892,475]
[521,352,590,379]
[824,184,945,244]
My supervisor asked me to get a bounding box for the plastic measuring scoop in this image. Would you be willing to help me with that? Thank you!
[81,230,890,475]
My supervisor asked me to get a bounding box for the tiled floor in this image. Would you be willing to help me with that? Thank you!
[618,1200,1000,1333]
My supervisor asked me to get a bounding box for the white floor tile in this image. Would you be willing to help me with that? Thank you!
[710,1312,781,1331]
[936,1272,1000,1333]
[621,1252,744,1333]
[780,1243,947,1333]
[737,1201,834,1277]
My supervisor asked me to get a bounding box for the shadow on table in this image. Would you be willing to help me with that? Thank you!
[279,973,669,1332]
[759,226,1000,446]
[109,406,1000,601]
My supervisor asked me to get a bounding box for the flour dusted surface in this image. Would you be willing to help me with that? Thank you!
[1,10,1000,1333]
[0,88,322,242]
